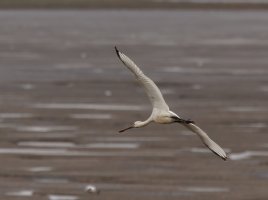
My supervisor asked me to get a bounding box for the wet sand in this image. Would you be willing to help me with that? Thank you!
[0,10,267,200]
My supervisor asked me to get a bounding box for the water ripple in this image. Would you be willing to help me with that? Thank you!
[230,151,268,160]
[33,103,146,111]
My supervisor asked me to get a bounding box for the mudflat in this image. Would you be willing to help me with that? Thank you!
[0,10,267,200]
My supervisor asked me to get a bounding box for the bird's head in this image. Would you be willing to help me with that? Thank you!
[134,121,143,127]
[118,121,143,133]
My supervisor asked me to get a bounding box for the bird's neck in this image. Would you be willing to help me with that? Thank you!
[137,118,152,128]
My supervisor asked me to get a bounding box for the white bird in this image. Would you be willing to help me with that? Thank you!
[85,184,100,194]
[115,46,227,160]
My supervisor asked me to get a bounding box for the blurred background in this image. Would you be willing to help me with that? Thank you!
[0,1,268,200]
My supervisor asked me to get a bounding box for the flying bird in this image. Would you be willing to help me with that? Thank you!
[115,46,227,160]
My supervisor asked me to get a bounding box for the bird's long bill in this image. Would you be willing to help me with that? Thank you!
[119,126,134,133]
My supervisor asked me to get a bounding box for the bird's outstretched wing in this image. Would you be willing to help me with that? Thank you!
[115,46,169,111]
[183,123,227,160]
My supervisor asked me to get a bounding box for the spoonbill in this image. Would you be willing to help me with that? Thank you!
[115,46,227,160]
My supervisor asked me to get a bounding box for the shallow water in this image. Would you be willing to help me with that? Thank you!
[0,113,33,118]
[27,166,53,172]
[183,186,229,193]
[33,103,146,111]
[18,141,76,148]
[85,142,140,149]
[0,9,267,200]
[70,113,112,119]
[0,147,177,157]
[225,106,268,112]
[229,151,268,160]
[35,178,70,184]
[93,136,169,142]
[16,125,78,132]
[48,195,79,200]
[6,190,34,197]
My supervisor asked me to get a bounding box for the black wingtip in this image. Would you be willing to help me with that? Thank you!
[213,150,228,161]
[114,46,120,58]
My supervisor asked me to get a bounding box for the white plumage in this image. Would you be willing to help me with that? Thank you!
[115,46,227,160]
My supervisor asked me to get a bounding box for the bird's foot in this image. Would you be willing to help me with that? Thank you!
[185,119,195,124]
[174,117,195,124]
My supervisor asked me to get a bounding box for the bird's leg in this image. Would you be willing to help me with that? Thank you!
[172,116,195,124]
[185,119,195,124]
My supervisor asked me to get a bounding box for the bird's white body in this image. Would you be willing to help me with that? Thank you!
[152,109,175,124]
[115,47,227,160]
